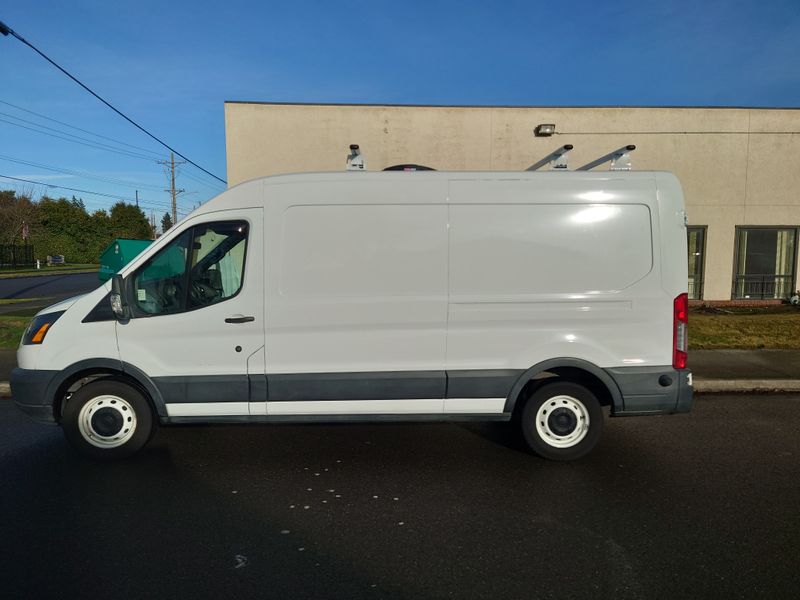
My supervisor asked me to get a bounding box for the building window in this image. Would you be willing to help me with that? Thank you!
[732,227,797,300]
[687,226,706,300]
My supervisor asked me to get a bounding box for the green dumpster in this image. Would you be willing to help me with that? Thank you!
[98,238,152,282]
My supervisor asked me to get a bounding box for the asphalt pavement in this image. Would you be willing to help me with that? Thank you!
[1,394,798,599]
[0,272,101,315]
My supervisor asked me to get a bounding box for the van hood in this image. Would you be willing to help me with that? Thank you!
[35,294,87,316]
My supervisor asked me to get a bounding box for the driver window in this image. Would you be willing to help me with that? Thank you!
[133,230,191,315]
[187,222,248,309]
[132,221,248,316]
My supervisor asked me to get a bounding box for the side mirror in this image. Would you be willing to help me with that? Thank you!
[110,274,129,320]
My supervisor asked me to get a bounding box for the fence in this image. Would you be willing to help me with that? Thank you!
[688,277,704,300]
[0,244,35,269]
[732,275,794,300]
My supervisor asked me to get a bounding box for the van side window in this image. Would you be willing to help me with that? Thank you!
[132,221,248,315]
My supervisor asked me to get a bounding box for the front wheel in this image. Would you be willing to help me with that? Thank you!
[62,378,155,459]
[520,381,604,461]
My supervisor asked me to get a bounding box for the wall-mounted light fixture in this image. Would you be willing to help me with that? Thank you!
[534,124,556,137]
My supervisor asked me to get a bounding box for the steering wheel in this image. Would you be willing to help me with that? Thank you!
[190,280,217,306]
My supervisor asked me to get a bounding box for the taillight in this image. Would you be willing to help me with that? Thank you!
[673,293,688,369]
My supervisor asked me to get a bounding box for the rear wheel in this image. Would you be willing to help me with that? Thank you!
[62,379,155,459]
[520,381,603,460]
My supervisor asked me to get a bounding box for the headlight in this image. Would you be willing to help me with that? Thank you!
[22,311,65,345]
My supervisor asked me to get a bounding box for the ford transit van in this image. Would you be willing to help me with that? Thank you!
[11,170,693,460]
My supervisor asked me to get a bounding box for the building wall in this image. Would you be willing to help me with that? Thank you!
[224,103,800,300]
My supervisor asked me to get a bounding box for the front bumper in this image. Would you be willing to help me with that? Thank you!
[10,367,59,424]
[606,367,693,416]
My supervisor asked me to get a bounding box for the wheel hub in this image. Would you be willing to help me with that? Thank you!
[90,407,124,437]
[547,407,577,436]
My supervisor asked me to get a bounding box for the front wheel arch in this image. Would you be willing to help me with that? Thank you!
[47,359,166,423]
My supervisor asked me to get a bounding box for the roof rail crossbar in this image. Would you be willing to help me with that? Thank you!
[577,145,636,171]
[526,144,574,171]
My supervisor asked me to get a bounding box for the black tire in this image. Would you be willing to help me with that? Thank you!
[520,381,604,461]
[62,378,155,460]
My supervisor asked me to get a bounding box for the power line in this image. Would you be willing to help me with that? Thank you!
[0,103,202,207]
[0,175,172,207]
[0,154,166,192]
[0,115,159,161]
[179,168,226,193]
[0,19,227,184]
[0,174,188,215]
[0,99,164,156]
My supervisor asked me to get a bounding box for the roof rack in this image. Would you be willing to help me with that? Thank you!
[577,145,636,171]
[526,144,573,171]
[346,144,365,170]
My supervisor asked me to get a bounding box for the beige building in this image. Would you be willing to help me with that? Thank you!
[224,102,800,302]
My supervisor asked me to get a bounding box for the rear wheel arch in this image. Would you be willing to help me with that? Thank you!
[505,358,622,417]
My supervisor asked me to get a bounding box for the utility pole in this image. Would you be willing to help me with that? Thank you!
[158,151,185,225]
[135,190,139,208]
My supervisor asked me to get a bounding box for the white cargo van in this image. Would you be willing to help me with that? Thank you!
[11,170,692,460]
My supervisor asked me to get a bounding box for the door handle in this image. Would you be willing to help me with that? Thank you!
[225,315,255,324]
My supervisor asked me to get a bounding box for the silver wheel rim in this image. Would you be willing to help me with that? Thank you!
[77,394,137,449]
[534,394,590,448]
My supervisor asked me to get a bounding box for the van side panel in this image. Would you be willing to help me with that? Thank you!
[264,180,449,413]
[446,176,673,372]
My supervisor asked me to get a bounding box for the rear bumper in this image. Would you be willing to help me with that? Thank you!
[10,367,58,424]
[606,367,693,416]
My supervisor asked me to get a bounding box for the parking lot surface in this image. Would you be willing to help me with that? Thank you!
[1,394,798,599]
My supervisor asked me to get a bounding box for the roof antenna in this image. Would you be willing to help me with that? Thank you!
[526,144,574,171]
[346,144,365,171]
[577,145,637,171]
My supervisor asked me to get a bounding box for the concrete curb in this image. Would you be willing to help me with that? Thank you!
[2,380,799,399]
[693,379,800,393]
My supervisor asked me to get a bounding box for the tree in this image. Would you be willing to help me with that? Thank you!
[1,192,152,264]
[35,196,93,262]
[108,202,151,240]
[161,212,173,233]
[0,189,39,246]
[70,195,86,211]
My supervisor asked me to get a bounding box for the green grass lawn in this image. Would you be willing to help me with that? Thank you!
[0,316,28,350]
[0,297,52,306]
[690,307,800,349]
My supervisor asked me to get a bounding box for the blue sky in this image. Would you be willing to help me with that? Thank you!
[1,0,798,217]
